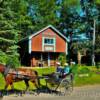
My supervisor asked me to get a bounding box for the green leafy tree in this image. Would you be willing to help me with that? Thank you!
[27,0,59,31]
[58,53,67,66]
[57,0,84,63]
[57,0,81,35]
[71,41,92,65]
[80,0,99,65]
[95,1,100,60]
[58,0,99,65]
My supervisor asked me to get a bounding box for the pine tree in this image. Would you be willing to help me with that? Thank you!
[0,0,20,67]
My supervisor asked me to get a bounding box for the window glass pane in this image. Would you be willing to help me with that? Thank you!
[51,39,54,44]
[44,39,47,43]
[44,38,54,44]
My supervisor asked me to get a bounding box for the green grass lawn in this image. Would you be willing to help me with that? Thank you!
[0,73,6,90]
[74,72,100,86]
[73,65,100,86]
[27,66,56,76]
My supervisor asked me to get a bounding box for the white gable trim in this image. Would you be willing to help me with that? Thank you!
[29,25,68,42]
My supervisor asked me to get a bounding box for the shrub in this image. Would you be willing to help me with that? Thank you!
[96,62,100,69]
[78,67,90,74]
[58,53,67,66]
[71,65,78,75]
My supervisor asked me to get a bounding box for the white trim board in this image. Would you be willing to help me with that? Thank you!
[29,25,68,42]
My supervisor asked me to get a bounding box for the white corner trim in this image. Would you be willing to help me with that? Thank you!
[48,52,50,66]
[66,41,68,55]
[29,36,32,54]
[54,38,56,52]
[42,37,56,52]
[42,37,44,51]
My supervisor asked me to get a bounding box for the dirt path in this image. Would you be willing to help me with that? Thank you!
[1,85,100,100]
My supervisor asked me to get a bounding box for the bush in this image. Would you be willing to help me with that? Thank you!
[96,62,100,69]
[71,65,78,75]
[78,67,90,74]
[58,53,67,66]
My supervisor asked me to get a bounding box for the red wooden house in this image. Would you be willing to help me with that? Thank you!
[19,25,68,67]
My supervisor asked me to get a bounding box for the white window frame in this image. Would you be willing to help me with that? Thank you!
[44,38,55,45]
[42,37,56,52]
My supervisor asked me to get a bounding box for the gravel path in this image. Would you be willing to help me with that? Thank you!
[1,85,100,100]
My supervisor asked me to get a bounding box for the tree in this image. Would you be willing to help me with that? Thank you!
[0,0,20,67]
[0,0,59,67]
[80,0,99,65]
[95,0,100,50]
[27,0,59,31]
[57,0,86,63]
[56,0,83,35]
[10,0,34,38]
[58,53,67,66]
[71,40,92,65]
[57,0,100,65]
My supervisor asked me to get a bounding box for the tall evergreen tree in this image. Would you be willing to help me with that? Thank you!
[10,0,34,38]
[0,0,20,67]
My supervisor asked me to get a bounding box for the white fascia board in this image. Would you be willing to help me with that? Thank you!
[49,25,66,40]
[29,25,51,39]
[29,25,69,42]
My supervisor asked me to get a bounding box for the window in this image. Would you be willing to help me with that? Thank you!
[44,38,54,45]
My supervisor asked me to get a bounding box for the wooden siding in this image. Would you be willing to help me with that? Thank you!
[56,33,66,53]
[31,28,66,53]
[31,33,42,51]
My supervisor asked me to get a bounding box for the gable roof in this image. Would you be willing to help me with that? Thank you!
[19,25,68,42]
[29,25,68,41]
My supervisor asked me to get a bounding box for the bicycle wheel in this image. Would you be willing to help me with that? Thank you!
[58,79,73,95]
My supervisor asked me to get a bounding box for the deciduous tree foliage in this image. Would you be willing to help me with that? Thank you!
[27,0,59,31]
[57,0,100,64]
[80,0,100,64]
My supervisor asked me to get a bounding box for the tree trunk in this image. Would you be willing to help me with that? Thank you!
[77,51,82,65]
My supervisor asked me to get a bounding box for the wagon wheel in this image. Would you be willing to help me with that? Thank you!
[58,79,73,96]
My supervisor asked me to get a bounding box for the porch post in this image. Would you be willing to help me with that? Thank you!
[41,53,43,61]
[48,52,50,66]
[40,53,43,67]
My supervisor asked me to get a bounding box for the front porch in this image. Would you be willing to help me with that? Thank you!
[30,52,62,67]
